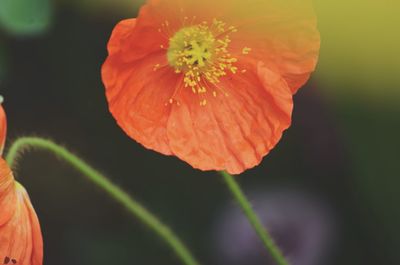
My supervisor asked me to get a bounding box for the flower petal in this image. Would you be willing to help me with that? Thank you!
[107,2,171,62]
[167,62,293,174]
[224,0,320,94]
[0,158,15,226]
[103,51,180,155]
[106,18,137,55]
[0,158,43,265]
[0,105,6,155]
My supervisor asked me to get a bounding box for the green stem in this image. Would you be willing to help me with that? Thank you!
[6,137,200,265]
[219,171,290,265]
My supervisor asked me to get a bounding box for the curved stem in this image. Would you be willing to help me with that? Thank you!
[6,137,200,265]
[219,171,290,265]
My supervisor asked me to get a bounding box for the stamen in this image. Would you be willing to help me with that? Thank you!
[166,19,248,105]
[153,64,161,71]
[242,47,252,55]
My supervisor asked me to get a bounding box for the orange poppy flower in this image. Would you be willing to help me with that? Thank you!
[102,0,320,174]
[0,105,43,265]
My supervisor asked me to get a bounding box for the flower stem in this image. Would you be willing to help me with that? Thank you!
[6,137,200,265]
[219,171,290,265]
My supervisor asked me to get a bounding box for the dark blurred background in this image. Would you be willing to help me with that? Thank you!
[1,0,399,264]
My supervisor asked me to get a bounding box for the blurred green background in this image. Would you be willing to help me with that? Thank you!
[0,0,399,264]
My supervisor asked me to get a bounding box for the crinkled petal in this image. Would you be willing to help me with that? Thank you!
[106,18,137,55]
[218,0,320,94]
[103,50,180,155]
[167,62,293,174]
[107,2,172,62]
[0,159,43,265]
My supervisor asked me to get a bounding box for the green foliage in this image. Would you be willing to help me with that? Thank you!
[0,0,52,35]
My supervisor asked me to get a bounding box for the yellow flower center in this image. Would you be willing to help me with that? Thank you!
[167,20,238,98]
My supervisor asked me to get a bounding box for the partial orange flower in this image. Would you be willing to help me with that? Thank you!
[0,105,43,265]
[0,103,6,155]
[102,0,320,174]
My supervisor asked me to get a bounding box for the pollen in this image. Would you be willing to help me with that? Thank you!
[167,19,239,99]
[242,47,251,55]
